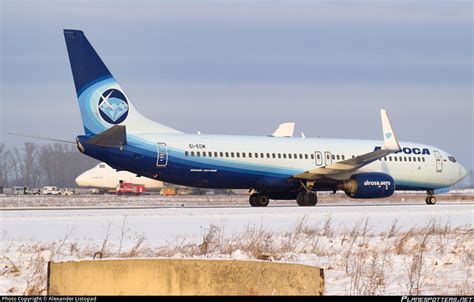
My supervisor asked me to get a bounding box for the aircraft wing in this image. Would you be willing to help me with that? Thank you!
[293,110,401,180]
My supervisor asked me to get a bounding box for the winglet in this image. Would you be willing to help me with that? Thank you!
[381,109,401,151]
[271,122,295,137]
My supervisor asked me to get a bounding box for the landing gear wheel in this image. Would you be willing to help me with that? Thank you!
[425,189,437,205]
[296,191,307,206]
[425,196,436,205]
[250,193,270,207]
[255,194,270,207]
[304,192,318,206]
[296,191,318,206]
[249,193,258,207]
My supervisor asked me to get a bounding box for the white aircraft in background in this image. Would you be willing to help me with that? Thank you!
[64,29,467,207]
[75,163,165,190]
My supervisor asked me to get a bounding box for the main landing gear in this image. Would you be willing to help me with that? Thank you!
[249,193,270,207]
[296,190,318,206]
[425,190,437,205]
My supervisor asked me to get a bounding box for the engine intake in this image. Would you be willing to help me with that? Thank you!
[339,172,395,199]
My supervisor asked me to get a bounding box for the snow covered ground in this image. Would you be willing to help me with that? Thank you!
[1,199,473,295]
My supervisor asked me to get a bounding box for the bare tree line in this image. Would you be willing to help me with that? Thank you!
[0,142,98,188]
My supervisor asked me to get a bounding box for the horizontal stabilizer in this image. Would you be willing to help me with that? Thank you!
[85,125,127,147]
[8,132,75,144]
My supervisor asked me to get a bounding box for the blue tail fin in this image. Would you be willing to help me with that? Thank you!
[64,29,181,136]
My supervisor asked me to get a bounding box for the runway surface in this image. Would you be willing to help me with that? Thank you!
[1,201,474,211]
[2,202,472,243]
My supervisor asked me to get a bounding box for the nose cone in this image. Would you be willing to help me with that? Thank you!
[75,172,87,187]
[459,165,468,181]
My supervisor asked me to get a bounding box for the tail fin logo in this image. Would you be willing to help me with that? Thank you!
[97,89,129,124]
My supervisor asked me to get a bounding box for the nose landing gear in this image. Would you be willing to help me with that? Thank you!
[425,190,437,205]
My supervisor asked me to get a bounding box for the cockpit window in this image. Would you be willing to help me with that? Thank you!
[448,156,456,163]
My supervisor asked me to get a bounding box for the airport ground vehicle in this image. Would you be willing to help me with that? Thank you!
[30,188,41,195]
[61,188,75,196]
[89,188,105,195]
[116,183,145,195]
[12,186,29,195]
[62,29,468,207]
[160,187,177,196]
[42,186,61,195]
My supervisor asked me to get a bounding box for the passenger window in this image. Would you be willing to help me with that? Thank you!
[272,153,276,159]
[299,154,303,159]
[185,151,189,156]
[261,153,265,158]
[311,154,314,159]
[255,153,258,158]
[236,152,240,158]
[288,154,292,159]
[294,153,298,159]
[220,152,224,157]
[231,152,235,158]
[404,157,407,162]
[202,152,206,157]
[208,152,212,157]
[332,155,335,160]
[317,154,321,160]
[388,156,392,161]
[283,154,286,159]
[225,152,229,157]
[394,157,397,162]
[197,151,201,157]
[267,153,270,158]
[191,151,195,157]
[214,152,218,157]
[305,154,308,159]
[422,158,425,162]
[247,153,250,158]
[342,155,345,160]
[384,157,387,161]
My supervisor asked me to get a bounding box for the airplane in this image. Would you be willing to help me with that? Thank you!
[75,162,165,190]
[63,29,467,207]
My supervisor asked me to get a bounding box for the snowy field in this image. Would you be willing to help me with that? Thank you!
[1,196,473,295]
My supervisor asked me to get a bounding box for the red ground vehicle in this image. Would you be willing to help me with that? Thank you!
[116,182,145,195]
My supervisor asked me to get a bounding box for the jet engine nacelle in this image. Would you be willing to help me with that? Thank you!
[339,172,395,199]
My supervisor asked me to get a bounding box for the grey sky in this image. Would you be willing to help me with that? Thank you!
[1,0,472,169]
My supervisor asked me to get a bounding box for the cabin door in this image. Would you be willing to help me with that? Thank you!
[324,151,333,166]
[315,151,323,166]
[156,143,168,167]
[434,151,443,173]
